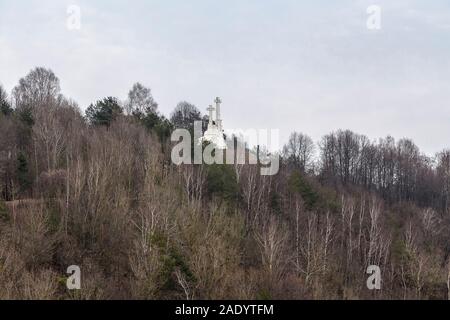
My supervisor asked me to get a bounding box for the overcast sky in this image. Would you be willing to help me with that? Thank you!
[1,0,449,155]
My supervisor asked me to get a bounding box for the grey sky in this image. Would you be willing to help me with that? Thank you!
[1,0,449,155]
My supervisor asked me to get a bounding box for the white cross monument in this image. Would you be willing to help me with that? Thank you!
[200,97,227,149]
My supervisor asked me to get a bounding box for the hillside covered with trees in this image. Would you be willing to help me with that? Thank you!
[1,67,450,299]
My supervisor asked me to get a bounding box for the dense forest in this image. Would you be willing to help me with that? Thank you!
[1,67,450,299]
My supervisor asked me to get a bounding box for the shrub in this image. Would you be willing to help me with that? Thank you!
[0,201,8,222]
[206,164,238,203]
[288,171,319,210]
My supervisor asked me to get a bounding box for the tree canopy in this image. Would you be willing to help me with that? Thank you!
[126,82,158,117]
[12,67,60,110]
[170,101,202,130]
[0,85,12,116]
[86,97,123,127]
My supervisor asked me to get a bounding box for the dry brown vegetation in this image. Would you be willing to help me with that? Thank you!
[1,68,450,299]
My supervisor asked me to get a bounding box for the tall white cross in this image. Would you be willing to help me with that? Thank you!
[214,97,222,130]
[207,105,214,125]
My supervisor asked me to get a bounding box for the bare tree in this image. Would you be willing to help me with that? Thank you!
[255,217,289,285]
[126,82,158,116]
[179,164,206,205]
[170,101,202,130]
[12,67,60,111]
[437,150,450,214]
[0,84,12,116]
[283,132,315,171]
[297,212,334,289]
[32,103,66,171]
